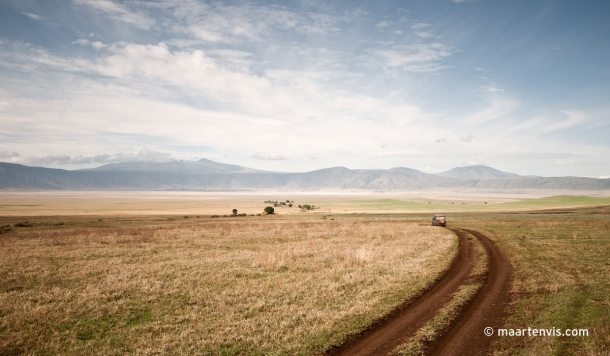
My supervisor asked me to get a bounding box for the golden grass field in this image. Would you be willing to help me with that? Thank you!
[0,216,455,355]
[1,192,609,355]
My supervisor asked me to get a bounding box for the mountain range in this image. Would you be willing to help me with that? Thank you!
[0,159,608,191]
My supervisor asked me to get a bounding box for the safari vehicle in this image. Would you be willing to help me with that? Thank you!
[432,214,446,226]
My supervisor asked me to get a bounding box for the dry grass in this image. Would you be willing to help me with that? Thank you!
[459,213,610,356]
[0,219,456,355]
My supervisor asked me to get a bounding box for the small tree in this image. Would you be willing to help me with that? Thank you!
[232,209,238,215]
[288,203,292,207]
[264,206,275,214]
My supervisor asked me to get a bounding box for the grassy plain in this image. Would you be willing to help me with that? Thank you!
[450,206,610,356]
[1,193,609,355]
[0,216,456,355]
[2,191,609,217]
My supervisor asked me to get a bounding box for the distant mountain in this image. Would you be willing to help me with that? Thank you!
[437,165,521,179]
[1,161,609,191]
[87,158,263,174]
[389,167,431,176]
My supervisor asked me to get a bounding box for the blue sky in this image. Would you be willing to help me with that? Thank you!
[0,0,609,177]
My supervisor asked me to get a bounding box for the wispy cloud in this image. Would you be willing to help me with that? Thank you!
[371,43,453,72]
[22,12,43,21]
[162,1,344,43]
[480,82,504,93]
[410,23,430,30]
[0,149,175,167]
[72,38,105,50]
[251,153,288,160]
[70,0,155,29]
[415,32,434,39]
[375,20,393,28]
[461,135,474,142]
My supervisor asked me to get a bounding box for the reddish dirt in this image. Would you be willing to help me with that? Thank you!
[326,228,513,356]
[427,229,513,356]
[327,229,477,356]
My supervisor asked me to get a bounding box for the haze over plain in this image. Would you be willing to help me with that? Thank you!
[0,0,609,177]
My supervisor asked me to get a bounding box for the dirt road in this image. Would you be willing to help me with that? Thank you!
[327,228,512,356]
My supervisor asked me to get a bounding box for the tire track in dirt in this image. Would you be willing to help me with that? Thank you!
[327,229,476,356]
[426,229,513,356]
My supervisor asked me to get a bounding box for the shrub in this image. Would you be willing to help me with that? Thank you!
[301,205,311,210]
[232,209,238,215]
[264,206,275,214]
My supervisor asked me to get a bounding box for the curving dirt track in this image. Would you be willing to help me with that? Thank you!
[427,229,513,356]
[326,228,512,356]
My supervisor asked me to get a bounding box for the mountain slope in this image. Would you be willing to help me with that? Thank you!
[1,161,609,191]
[437,165,521,179]
[88,158,263,174]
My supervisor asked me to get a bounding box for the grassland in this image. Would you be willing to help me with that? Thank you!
[0,217,456,355]
[1,193,609,355]
[452,206,610,356]
[2,192,609,217]
[330,196,610,214]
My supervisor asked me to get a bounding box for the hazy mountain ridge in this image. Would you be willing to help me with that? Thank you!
[438,165,521,179]
[1,161,609,191]
[87,158,264,174]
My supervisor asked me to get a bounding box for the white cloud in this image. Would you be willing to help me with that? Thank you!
[480,82,504,93]
[395,30,403,34]
[410,23,430,30]
[165,1,342,43]
[465,97,520,125]
[415,32,434,39]
[72,39,105,50]
[371,43,453,72]
[0,151,20,160]
[22,12,43,21]
[461,135,474,142]
[70,0,155,29]
[375,20,393,28]
[0,149,175,167]
[73,39,90,46]
[435,138,448,143]
[251,153,288,161]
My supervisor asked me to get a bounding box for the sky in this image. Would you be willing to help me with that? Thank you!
[0,0,609,177]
